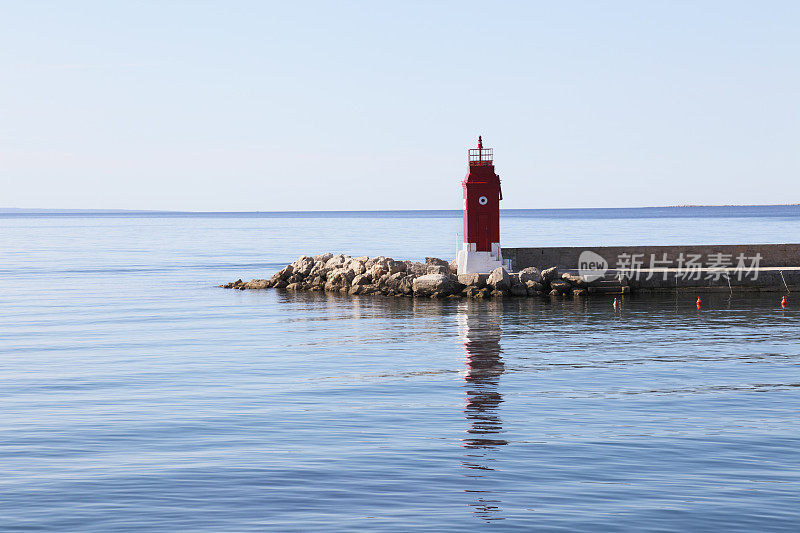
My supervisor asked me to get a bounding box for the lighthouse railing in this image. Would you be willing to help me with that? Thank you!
[468,148,493,166]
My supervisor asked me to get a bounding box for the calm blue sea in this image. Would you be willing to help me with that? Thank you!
[1,206,799,532]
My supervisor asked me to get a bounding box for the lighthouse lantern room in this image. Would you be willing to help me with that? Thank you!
[456,136,511,274]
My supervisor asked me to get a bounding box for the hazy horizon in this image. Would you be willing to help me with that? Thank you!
[3,203,799,215]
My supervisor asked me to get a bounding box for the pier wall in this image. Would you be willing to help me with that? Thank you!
[502,243,800,291]
[503,244,800,270]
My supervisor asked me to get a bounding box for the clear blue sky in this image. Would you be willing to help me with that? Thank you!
[1,1,798,211]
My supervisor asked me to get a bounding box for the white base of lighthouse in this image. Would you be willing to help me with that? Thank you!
[456,242,512,274]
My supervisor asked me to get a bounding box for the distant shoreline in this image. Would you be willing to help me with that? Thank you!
[2,204,799,215]
[1,205,799,220]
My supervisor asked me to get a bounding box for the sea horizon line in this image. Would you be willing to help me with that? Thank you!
[2,203,799,215]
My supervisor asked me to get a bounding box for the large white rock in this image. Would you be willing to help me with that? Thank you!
[518,267,541,284]
[412,274,461,297]
[457,272,489,287]
[487,267,511,291]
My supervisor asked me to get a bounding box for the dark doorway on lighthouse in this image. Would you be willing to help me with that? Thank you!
[478,214,490,252]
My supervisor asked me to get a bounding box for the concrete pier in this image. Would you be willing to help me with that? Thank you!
[503,243,800,292]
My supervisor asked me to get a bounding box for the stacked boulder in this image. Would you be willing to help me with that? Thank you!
[221,253,589,299]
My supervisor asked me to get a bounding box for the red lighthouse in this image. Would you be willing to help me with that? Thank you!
[456,136,509,274]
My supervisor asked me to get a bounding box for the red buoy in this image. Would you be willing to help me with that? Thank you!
[696,297,702,310]
[613,298,618,311]
[781,296,787,309]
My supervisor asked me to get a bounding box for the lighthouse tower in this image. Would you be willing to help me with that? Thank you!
[456,136,510,274]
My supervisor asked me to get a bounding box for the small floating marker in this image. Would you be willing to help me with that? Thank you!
[613,298,618,311]
[781,296,787,309]
[696,297,702,310]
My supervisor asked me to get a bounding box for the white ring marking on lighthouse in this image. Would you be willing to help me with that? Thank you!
[478,196,488,205]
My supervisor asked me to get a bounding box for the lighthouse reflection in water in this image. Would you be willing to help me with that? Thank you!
[457,303,507,521]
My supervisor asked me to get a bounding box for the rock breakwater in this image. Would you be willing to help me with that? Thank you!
[221,253,591,299]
